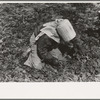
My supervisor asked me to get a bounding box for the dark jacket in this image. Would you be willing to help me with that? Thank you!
[34,23,62,66]
[37,34,60,66]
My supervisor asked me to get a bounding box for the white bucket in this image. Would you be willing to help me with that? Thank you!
[57,19,76,42]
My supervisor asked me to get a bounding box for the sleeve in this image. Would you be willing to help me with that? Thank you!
[37,34,60,66]
[30,32,36,52]
[70,37,83,55]
[34,23,44,37]
[30,23,44,51]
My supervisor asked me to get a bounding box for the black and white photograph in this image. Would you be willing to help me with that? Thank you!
[0,1,100,99]
[0,2,100,82]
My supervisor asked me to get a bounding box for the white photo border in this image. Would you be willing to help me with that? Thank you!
[0,1,100,99]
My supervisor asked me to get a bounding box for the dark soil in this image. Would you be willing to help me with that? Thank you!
[0,3,100,82]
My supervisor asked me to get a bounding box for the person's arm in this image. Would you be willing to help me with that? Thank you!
[70,37,83,56]
[37,34,60,66]
[34,23,43,37]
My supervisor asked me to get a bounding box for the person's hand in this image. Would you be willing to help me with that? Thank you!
[65,42,73,48]
[53,59,61,66]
